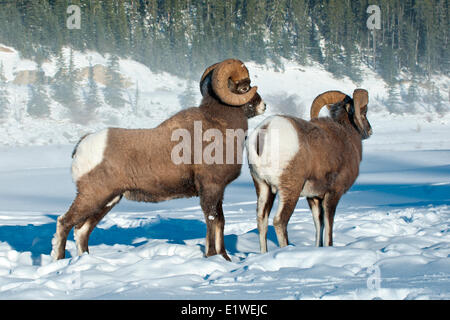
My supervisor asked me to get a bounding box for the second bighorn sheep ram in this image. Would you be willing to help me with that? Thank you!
[247,89,372,252]
[52,59,266,261]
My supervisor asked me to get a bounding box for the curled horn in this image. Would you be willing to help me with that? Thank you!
[352,88,369,128]
[310,91,350,119]
[211,59,257,106]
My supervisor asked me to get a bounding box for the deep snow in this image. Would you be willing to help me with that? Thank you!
[0,144,448,299]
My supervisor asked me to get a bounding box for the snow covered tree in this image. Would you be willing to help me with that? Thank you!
[52,48,82,121]
[52,49,79,108]
[84,62,100,112]
[405,77,420,104]
[428,85,445,115]
[65,48,81,114]
[386,85,403,115]
[27,66,50,118]
[103,54,126,109]
[74,61,101,124]
[51,49,69,105]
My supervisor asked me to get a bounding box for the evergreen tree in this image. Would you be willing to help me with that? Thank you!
[27,66,50,118]
[52,49,69,105]
[428,85,445,114]
[379,44,398,84]
[386,85,403,114]
[52,48,80,116]
[405,77,419,104]
[0,0,448,90]
[291,0,310,65]
[83,61,100,115]
[319,0,346,77]
[66,48,81,110]
[103,54,126,109]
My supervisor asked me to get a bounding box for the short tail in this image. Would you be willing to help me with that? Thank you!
[72,134,90,158]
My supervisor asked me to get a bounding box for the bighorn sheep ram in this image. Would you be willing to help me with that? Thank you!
[52,59,266,261]
[247,89,372,252]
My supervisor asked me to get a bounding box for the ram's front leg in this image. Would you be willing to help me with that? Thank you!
[213,200,231,261]
[199,184,230,261]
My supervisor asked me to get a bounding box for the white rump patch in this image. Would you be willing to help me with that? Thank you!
[247,116,299,188]
[71,129,109,182]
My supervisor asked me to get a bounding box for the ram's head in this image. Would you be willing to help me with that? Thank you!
[200,59,266,118]
[310,89,372,139]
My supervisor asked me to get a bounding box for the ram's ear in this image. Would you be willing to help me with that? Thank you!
[345,102,354,115]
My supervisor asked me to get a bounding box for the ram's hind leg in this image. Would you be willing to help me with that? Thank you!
[51,193,114,260]
[307,197,324,247]
[273,189,301,248]
[322,192,342,247]
[253,177,276,253]
[74,195,122,255]
[52,194,88,260]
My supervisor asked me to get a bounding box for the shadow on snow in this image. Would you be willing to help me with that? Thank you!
[0,217,210,265]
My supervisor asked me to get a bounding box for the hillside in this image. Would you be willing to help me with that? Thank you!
[0,44,449,149]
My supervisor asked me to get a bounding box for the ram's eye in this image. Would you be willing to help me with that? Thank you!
[239,86,250,93]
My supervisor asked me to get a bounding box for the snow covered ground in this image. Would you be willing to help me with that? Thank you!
[0,142,448,299]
